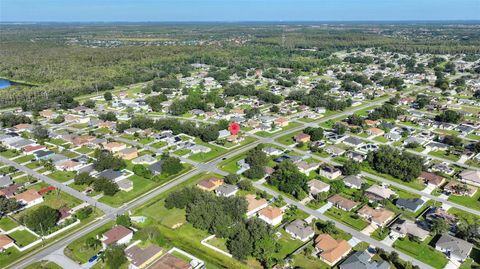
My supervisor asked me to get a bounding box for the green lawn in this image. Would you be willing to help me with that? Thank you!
[26,161,42,169]
[142,200,186,228]
[361,164,425,190]
[428,150,460,162]
[150,141,167,148]
[207,236,229,253]
[14,154,35,164]
[188,142,228,163]
[448,208,480,222]
[9,229,38,247]
[0,150,19,158]
[255,122,302,138]
[64,222,114,263]
[293,253,330,269]
[217,152,247,173]
[24,261,62,269]
[373,136,388,143]
[393,237,448,269]
[76,146,94,154]
[173,148,191,156]
[48,138,68,146]
[138,137,154,144]
[275,133,297,146]
[273,229,305,260]
[49,171,76,182]
[371,227,390,240]
[0,217,19,231]
[448,190,480,211]
[324,207,369,231]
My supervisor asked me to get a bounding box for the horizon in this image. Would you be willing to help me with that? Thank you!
[1,0,479,22]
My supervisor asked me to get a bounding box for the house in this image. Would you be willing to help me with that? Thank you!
[443,181,477,197]
[390,219,430,241]
[215,184,239,197]
[357,206,394,227]
[435,234,473,262]
[426,207,457,225]
[343,175,365,189]
[55,160,82,171]
[365,185,396,202]
[34,150,55,160]
[196,177,224,192]
[149,161,164,175]
[459,170,480,187]
[258,206,283,226]
[14,123,34,132]
[419,171,445,187]
[116,148,138,160]
[308,179,330,195]
[0,234,15,252]
[132,155,157,165]
[314,234,352,266]
[327,194,359,211]
[245,194,268,217]
[274,117,289,127]
[426,142,449,152]
[125,244,164,269]
[345,151,366,162]
[385,132,402,142]
[343,136,364,148]
[101,225,133,248]
[0,175,12,188]
[324,145,345,157]
[96,169,124,182]
[318,166,342,180]
[103,142,127,153]
[117,178,134,192]
[339,251,390,269]
[262,147,283,156]
[364,120,380,127]
[285,219,315,242]
[395,198,425,212]
[0,184,23,198]
[71,135,96,147]
[297,161,320,175]
[294,133,311,143]
[148,253,192,269]
[366,128,385,137]
[431,162,455,175]
[57,206,72,224]
[14,189,44,208]
[23,144,46,154]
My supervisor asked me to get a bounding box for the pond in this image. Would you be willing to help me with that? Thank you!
[0,79,12,89]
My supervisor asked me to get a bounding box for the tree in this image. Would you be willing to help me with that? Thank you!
[161,156,183,175]
[473,142,480,153]
[137,226,161,242]
[104,245,127,269]
[228,226,252,260]
[93,150,126,171]
[316,220,337,235]
[74,172,95,185]
[75,206,93,220]
[224,174,240,185]
[243,166,265,180]
[85,237,101,249]
[0,195,21,213]
[435,110,462,124]
[116,214,131,228]
[238,180,253,191]
[104,91,113,101]
[268,161,308,199]
[341,160,361,175]
[93,177,119,196]
[303,127,324,141]
[23,205,59,235]
[334,123,347,135]
[132,164,153,179]
[430,218,448,235]
[145,95,167,112]
[32,126,49,140]
[99,112,117,122]
[83,99,96,108]
[245,146,268,167]
[51,115,65,124]
[367,145,423,182]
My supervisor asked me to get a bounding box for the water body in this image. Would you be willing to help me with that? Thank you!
[0,79,12,89]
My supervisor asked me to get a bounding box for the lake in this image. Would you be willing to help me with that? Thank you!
[0,79,12,89]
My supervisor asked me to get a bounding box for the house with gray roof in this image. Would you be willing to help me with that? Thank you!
[96,169,123,181]
[0,175,12,188]
[215,184,239,197]
[132,155,157,165]
[148,160,164,175]
[343,136,364,148]
[435,234,473,262]
[285,219,314,242]
[339,251,390,269]
[343,175,365,189]
[395,198,425,212]
[390,219,430,241]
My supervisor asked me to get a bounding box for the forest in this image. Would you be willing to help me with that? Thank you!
[1,23,479,108]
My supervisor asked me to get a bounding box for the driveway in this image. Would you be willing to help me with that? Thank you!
[361,224,377,236]
[316,202,332,214]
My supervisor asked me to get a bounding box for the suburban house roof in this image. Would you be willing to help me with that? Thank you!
[357,206,395,226]
[125,244,163,267]
[314,234,351,264]
[327,194,359,211]
[96,169,122,181]
[102,225,133,245]
[196,177,224,190]
[459,170,480,184]
[436,234,473,261]
[365,185,396,200]
[395,198,425,212]
[419,171,445,186]
[215,184,238,196]
[259,206,283,220]
[285,219,314,239]
[149,253,191,269]
[245,194,268,213]
[343,175,365,188]
[339,251,390,269]
[308,179,330,192]
[390,219,429,240]
[14,189,42,203]
[0,175,12,187]
[0,234,14,249]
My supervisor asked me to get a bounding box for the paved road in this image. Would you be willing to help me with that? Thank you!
[0,156,116,214]
[253,182,434,269]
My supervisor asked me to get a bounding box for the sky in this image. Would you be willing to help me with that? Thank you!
[1,0,479,22]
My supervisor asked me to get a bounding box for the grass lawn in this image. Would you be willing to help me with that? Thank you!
[61,150,79,158]
[76,146,94,154]
[150,141,167,148]
[26,161,42,169]
[48,138,68,146]
[188,142,228,163]
[142,200,186,228]
[371,227,390,241]
[429,150,460,162]
[275,133,296,146]
[207,236,229,253]
[373,136,388,143]
[0,150,19,158]
[448,190,480,211]
[24,261,62,269]
[9,229,38,247]
[173,148,190,156]
[0,217,19,231]
[138,137,154,144]
[324,207,369,231]
[393,237,448,269]
[273,229,305,260]
[256,122,302,138]
[217,152,247,174]
[98,175,158,207]
[64,222,114,263]
[14,154,35,164]
[448,208,480,222]
[49,170,76,182]
[293,253,330,269]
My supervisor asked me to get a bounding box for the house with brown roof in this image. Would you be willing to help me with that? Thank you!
[327,194,359,211]
[459,170,480,187]
[366,127,385,137]
[297,161,320,175]
[55,160,82,171]
[125,244,164,269]
[39,110,55,119]
[115,147,138,160]
[196,177,224,192]
[0,234,15,252]
[365,185,396,202]
[14,123,34,132]
[443,181,477,197]
[419,171,445,187]
[258,206,283,226]
[294,133,311,143]
[103,142,127,153]
[101,225,133,248]
[364,120,380,127]
[357,206,395,227]
[14,189,44,208]
[148,253,192,269]
[72,135,96,147]
[274,117,289,127]
[245,194,268,217]
[23,144,46,154]
[308,179,330,196]
[314,234,352,266]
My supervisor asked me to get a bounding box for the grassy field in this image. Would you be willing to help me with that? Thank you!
[13,154,35,164]
[217,152,247,173]
[324,207,369,231]
[393,237,448,269]
[49,170,76,182]
[448,192,480,213]
[292,253,330,269]
[255,122,303,138]
[207,236,229,253]
[142,200,186,228]
[0,150,19,158]
[428,150,460,162]
[9,229,38,247]
[64,222,114,263]
[0,217,19,231]
[275,132,297,146]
